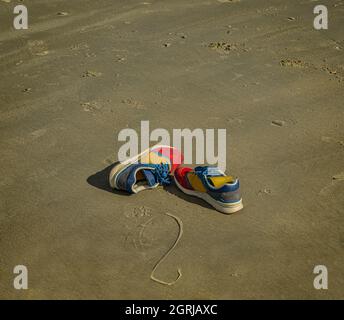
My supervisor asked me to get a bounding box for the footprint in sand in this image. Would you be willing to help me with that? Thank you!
[121,98,145,110]
[208,41,238,53]
[280,59,310,68]
[82,70,102,78]
[27,40,49,56]
[125,205,152,219]
[70,43,89,51]
[281,59,344,83]
[123,205,154,249]
[208,41,249,54]
[81,101,102,113]
[321,65,344,83]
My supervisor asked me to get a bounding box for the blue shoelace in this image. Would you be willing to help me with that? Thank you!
[153,163,171,186]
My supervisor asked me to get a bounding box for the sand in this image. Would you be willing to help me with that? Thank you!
[0,0,343,299]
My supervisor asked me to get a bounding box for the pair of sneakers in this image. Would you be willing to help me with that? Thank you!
[109,145,243,214]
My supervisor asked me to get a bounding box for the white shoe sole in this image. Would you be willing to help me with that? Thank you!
[174,176,243,214]
[109,145,177,189]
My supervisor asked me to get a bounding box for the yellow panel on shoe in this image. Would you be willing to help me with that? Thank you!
[187,173,207,193]
[208,176,235,188]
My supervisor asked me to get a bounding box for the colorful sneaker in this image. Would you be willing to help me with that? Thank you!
[109,145,183,193]
[174,166,243,214]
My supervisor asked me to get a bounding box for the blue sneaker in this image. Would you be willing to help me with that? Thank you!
[110,163,171,194]
[109,145,183,193]
[174,166,243,214]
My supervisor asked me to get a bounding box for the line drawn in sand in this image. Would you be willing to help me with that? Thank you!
[139,212,183,286]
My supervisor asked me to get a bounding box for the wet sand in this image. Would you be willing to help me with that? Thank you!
[0,0,343,299]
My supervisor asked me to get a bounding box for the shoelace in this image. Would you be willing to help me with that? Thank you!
[153,163,171,186]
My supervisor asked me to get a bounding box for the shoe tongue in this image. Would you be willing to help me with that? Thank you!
[141,169,157,187]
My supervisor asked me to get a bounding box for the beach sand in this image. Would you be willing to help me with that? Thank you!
[0,0,343,299]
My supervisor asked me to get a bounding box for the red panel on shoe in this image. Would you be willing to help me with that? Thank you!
[154,146,184,173]
[174,167,193,189]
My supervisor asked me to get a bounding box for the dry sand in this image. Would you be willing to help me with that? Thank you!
[0,0,343,299]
